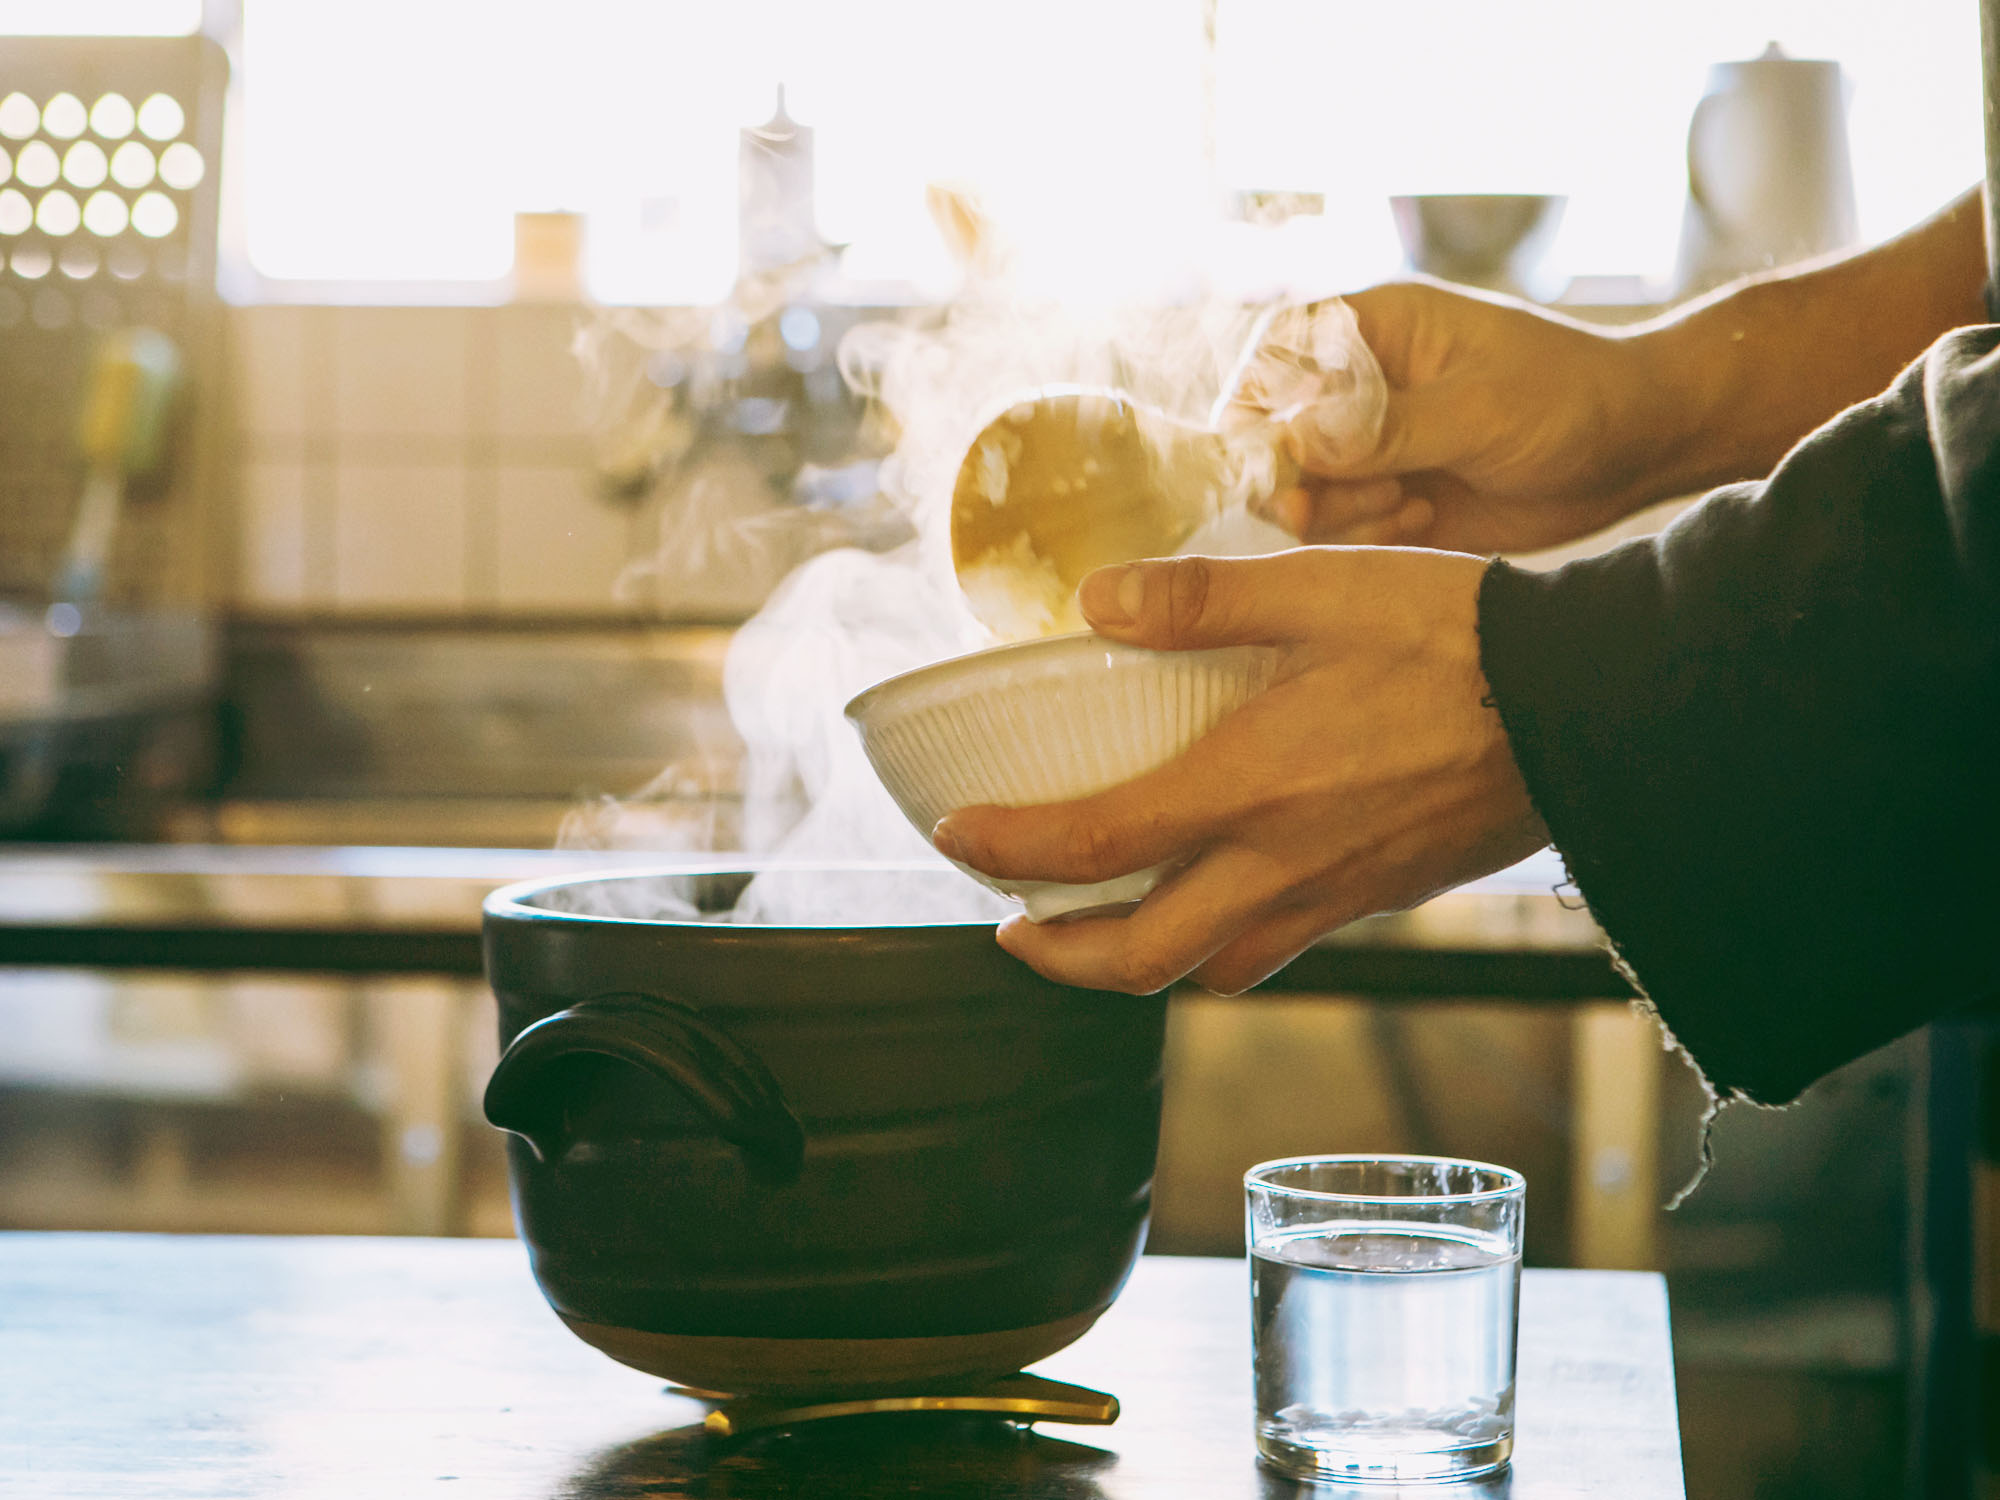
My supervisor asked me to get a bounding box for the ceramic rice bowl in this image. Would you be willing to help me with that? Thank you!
[845,633,1278,921]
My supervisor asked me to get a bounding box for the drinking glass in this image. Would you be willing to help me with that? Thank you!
[1245,1155,1525,1484]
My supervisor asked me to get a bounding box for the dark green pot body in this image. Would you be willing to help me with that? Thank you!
[482,869,1167,1394]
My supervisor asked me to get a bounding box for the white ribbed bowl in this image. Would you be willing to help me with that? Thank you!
[845,633,1278,922]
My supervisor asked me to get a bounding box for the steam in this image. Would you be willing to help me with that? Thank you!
[560,230,1383,925]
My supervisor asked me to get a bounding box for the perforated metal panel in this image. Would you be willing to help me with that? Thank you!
[0,35,226,597]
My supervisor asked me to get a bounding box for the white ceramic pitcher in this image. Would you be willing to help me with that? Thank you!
[1674,43,1858,297]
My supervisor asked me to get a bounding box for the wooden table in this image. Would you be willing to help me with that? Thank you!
[0,1233,1684,1499]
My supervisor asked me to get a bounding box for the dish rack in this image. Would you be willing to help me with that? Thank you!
[0,33,226,598]
[0,35,226,835]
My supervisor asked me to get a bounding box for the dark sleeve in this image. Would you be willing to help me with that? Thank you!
[1477,326,2000,1105]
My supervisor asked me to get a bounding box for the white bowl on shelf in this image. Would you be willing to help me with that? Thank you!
[845,632,1278,922]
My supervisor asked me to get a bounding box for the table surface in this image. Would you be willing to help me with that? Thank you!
[0,1233,1684,1500]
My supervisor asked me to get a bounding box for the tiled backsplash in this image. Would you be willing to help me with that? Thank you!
[227,304,647,616]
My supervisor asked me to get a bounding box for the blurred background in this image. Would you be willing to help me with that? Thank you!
[0,4,1994,1498]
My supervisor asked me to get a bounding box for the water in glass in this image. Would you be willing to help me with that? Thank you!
[1252,1221,1519,1482]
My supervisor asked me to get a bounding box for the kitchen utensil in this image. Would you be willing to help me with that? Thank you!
[949,385,1297,638]
[0,38,223,836]
[1389,194,1568,302]
[54,327,182,605]
[0,35,226,599]
[481,865,1168,1398]
[845,632,1277,921]
[739,87,827,278]
[1246,1155,1526,1484]
[1674,43,1857,296]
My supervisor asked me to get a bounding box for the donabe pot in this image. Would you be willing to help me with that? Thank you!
[482,866,1167,1396]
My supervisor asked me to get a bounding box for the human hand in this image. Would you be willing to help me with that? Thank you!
[1242,282,1678,555]
[929,550,1550,995]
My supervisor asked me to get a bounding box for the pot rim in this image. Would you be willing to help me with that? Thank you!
[843,630,1272,726]
[483,858,1007,932]
[844,629,1111,725]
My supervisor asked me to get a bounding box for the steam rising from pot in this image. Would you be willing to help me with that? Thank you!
[560,217,1382,925]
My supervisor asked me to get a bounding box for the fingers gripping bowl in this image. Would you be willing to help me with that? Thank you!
[845,633,1279,921]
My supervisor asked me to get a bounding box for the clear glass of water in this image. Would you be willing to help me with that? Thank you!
[1245,1155,1525,1485]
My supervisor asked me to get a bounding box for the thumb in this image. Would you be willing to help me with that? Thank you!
[1077,554,1313,650]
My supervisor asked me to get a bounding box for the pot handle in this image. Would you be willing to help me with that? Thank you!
[483,992,805,1184]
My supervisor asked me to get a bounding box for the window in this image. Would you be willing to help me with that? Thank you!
[0,0,199,34]
[239,0,1207,301]
[1216,0,1984,284]
[8,0,1981,299]
[1215,0,1982,284]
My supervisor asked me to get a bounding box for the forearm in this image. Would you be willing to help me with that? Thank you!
[1625,186,1988,501]
[1479,324,2000,1103]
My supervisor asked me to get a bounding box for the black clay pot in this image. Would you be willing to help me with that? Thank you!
[482,866,1168,1396]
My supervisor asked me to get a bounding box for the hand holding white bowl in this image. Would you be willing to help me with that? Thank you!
[930,548,1550,995]
[846,631,1277,921]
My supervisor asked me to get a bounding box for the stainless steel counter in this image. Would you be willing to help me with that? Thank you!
[0,842,1617,992]
[0,841,1665,1268]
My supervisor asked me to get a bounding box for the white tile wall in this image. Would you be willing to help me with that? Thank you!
[229,305,316,445]
[491,305,593,447]
[223,304,663,616]
[333,461,469,610]
[331,307,472,445]
[493,463,635,611]
[236,458,313,608]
